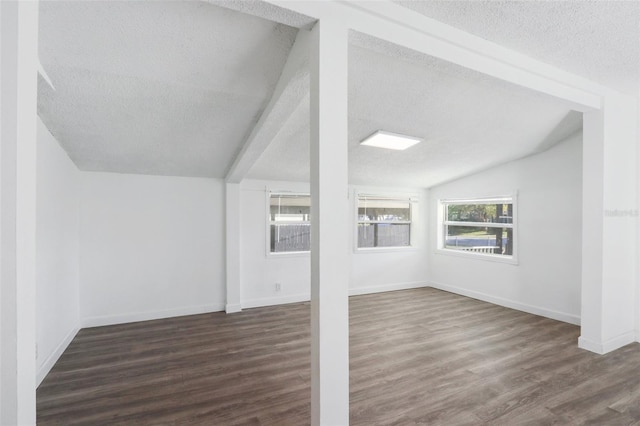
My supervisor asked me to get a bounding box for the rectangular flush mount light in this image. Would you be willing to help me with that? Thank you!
[360,130,422,151]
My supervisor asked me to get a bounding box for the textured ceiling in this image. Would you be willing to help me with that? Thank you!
[393,0,640,95]
[39,1,595,187]
[246,33,580,188]
[38,1,297,177]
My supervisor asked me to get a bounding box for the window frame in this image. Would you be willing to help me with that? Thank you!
[354,192,418,253]
[266,191,311,257]
[437,194,518,264]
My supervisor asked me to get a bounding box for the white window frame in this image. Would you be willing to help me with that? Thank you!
[266,191,311,257]
[354,192,418,253]
[437,194,518,264]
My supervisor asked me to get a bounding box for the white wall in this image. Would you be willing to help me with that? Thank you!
[79,172,225,326]
[428,132,583,324]
[239,179,429,308]
[36,118,80,385]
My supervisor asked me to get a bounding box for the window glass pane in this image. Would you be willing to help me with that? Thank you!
[445,225,513,255]
[358,223,410,248]
[270,195,310,222]
[446,203,513,224]
[270,224,310,253]
[358,198,410,222]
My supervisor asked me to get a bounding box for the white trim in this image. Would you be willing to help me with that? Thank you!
[428,281,580,326]
[577,336,603,354]
[36,326,79,387]
[266,190,311,256]
[268,251,310,259]
[242,293,311,309]
[435,248,519,265]
[355,246,420,255]
[242,281,432,309]
[81,304,225,328]
[437,193,518,264]
[578,332,636,355]
[349,281,429,296]
[354,190,418,252]
[443,221,513,229]
[225,303,242,314]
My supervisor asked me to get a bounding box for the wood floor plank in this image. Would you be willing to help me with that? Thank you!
[37,288,640,425]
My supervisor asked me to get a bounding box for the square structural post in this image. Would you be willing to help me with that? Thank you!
[309,18,350,426]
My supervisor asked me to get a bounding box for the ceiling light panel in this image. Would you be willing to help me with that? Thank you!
[360,130,422,150]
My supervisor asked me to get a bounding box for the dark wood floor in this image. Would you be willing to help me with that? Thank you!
[37,288,640,425]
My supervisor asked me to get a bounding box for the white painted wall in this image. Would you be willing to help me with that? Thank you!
[428,132,583,324]
[240,180,311,308]
[36,118,80,385]
[239,179,429,308]
[79,172,225,326]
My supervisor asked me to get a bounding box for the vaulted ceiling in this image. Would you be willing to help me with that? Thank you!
[38,1,299,177]
[37,1,639,188]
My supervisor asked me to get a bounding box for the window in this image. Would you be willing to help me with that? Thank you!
[357,195,413,249]
[440,196,515,259]
[269,193,310,253]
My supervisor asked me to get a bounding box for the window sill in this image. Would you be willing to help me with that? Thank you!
[267,251,310,259]
[354,246,419,254]
[435,248,518,265]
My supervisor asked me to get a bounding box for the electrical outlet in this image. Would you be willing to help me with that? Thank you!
[275,283,282,292]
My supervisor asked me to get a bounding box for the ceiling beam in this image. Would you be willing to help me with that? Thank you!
[206,0,315,29]
[266,0,605,111]
[225,28,310,183]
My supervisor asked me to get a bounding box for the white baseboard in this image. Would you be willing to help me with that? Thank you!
[81,303,225,328]
[225,303,242,314]
[241,282,430,309]
[579,331,636,355]
[348,281,429,296]
[428,281,581,326]
[242,293,311,309]
[37,325,80,387]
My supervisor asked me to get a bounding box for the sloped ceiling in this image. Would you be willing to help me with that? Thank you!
[246,33,580,188]
[38,1,298,177]
[393,0,640,95]
[39,1,621,188]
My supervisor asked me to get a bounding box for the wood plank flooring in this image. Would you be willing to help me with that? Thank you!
[37,288,640,425]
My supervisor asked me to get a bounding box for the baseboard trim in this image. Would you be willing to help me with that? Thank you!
[81,303,225,328]
[579,331,636,355]
[242,293,311,310]
[225,303,242,314]
[428,281,581,326]
[348,281,430,296]
[241,282,431,309]
[37,325,80,387]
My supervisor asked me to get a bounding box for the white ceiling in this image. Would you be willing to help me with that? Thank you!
[39,1,629,188]
[38,1,298,177]
[246,33,580,187]
[393,0,640,95]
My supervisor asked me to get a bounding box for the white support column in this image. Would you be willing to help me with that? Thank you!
[0,1,39,424]
[309,18,350,426]
[225,182,242,313]
[580,93,638,354]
